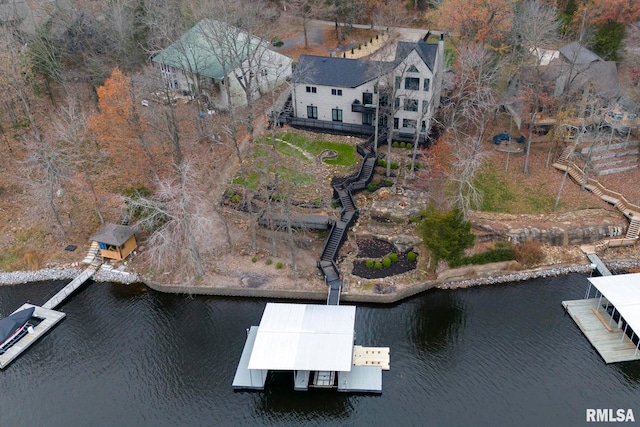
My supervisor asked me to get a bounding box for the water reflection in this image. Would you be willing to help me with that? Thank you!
[406,288,465,356]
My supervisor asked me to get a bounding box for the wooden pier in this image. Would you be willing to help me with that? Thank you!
[585,253,612,276]
[0,304,66,369]
[42,264,99,310]
[562,298,640,364]
[1,259,101,369]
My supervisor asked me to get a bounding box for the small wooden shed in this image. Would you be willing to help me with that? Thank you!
[91,224,137,261]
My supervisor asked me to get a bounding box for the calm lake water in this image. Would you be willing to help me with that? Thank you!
[0,274,638,427]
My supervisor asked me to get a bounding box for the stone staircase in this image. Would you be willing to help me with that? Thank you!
[82,241,101,265]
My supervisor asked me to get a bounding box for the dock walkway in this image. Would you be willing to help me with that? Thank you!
[1,251,102,369]
[43,263,99,310]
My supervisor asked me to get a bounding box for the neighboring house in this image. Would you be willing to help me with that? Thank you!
[291,34,445,142]
[152,19,292,109]
[504,42,622,129]
[91,224,137,261]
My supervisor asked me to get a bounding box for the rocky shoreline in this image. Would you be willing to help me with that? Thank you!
[2,259,639,302]
[0,266,140,286]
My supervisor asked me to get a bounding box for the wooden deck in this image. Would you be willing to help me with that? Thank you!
[353,346,390,370]
[0,304,66,369]
[562,298,640,364]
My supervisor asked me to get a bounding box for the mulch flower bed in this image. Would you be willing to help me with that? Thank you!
[352,238,417,279]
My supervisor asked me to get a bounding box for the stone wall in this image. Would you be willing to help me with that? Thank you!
[470,209,628,246]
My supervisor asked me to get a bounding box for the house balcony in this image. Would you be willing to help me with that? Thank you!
[351,100,376,113]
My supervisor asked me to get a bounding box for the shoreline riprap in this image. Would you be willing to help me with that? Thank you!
[2,260,639,302]
[0,267,139,286]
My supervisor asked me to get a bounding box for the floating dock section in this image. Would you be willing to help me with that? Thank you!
[233,303,389,393]
[0,304,66,369]
[563,273,640,363]
[1,260,100,369]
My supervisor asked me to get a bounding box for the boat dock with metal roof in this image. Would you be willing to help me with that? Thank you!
[233,303,390,393]
[563,272,640,363]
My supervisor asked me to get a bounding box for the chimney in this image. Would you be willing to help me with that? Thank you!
[435,33,445,109]
[422,31,430,42]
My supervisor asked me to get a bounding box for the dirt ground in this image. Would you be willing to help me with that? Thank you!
[2,14,640,292]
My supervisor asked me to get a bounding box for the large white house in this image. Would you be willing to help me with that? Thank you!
[291,34,445,142]
[152,19,292,109]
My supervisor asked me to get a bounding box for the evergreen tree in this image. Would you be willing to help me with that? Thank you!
[418,205,475,266]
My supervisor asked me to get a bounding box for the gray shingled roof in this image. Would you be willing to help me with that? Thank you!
[91,224,136,247]
[559,42,603,64]
[295,39,439,88]
[295,55,388,87]
[395,40,438,72]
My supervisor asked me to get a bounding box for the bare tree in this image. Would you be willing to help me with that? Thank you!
[22,129,71,240]
[52,98,106,224]
[290,0,330,49]
[128,162,218,279]
[508,0,560,174]
[439,43,500,217]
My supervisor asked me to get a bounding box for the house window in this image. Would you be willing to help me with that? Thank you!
[404,99,419,112]
[393,118,399,129]
[421,120,427,132]
[423,79,430,92]
[306,86,317,93]
[407,65,419,73]
[405,77,420,91]
[422,100,429,111]
[362,113,373,125]
[379,94,388,107]
[363,92,373,105]
[403,119,417,128]
[307,105,318,119]
[160,63,177,89]
[331,88,343,96]
[332,108,343,122]
[394,98,400,109]
[261,68,268,77]
[395,76,401,89]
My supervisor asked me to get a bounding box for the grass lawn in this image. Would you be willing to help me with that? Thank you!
[475,163,565,214]
[261,132,358,167]
[233,132,358,191]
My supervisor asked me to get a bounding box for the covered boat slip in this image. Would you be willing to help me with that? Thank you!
[233,303,389,393]
[0,304,66,369]
[562,273,640,364]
